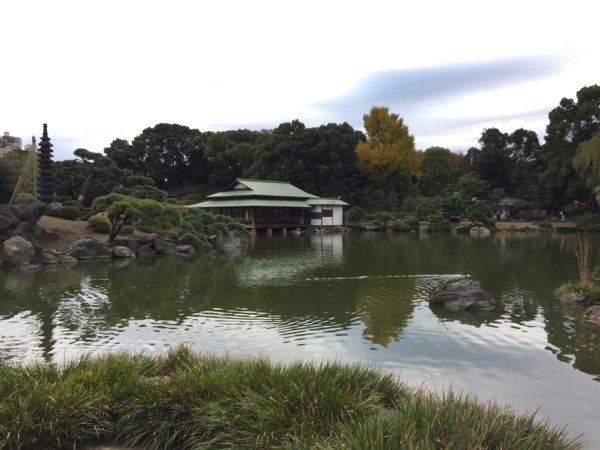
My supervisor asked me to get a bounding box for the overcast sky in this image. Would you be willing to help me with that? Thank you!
[3,1,599,161]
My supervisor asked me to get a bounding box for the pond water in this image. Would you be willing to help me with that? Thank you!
[1,231,600,447]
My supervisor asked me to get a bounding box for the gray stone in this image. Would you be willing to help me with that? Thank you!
[33,247,59,265]
[17,264,40,273]
[59,255,78,264]
[129,234,155,246]
[0,204,19,234]
[153,238,177,255]
[470,226,491,237]
[66,237,114,260]
[111,238,139,253]
[1,203,48,241]
[118,225,135,236]
[429,280,496,311]
[113,246,136,258]
[177,245,196,254]
[584,305,600,324]
[560,292,588,308]
[2,236,35,265]
[14,202,47,224]
[138,244,156,259]
[418,225,430,233]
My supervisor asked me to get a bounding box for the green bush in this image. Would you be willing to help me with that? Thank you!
[538,221,553,229]
[347,206,366,222]
[430,216,452,232]
[87,214,111,233]
[58,206,81,221]
[574,214,600,230]
[181,232,200,245]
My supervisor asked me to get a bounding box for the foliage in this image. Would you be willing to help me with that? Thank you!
[180,232,200,245]
[205,129,265,187]
[466,201,494,226]
[72,148,130,208]
[541,84,600,207]
[355,106,422,190]
[574,214,600,230]
[347,206,366,222]
[247,121,367,204]
[429,215,452,232]
[58,206,82,221]
[555,281,600,304]
[112,175,168,202]
[87,214,112,233]
[107,124,213,189]
[539,221,553,229]
[573,131,600,189]
[419,146,457,196]
[0,347,582,450]
[453,172,490,200]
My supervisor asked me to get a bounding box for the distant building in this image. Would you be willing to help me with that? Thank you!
[187,179,349,230]
[0,132,23,157]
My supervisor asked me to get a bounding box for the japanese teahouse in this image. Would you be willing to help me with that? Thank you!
[187,179,349,230]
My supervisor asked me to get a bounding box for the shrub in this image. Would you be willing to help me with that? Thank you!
[538,221,553,229]
[574,214,600,230]
[87,214,111,233]
[181,232,200,245]
[58,206,81,221]
[209,222,230,235]
[430,216,452,232]
[347,206,366,222]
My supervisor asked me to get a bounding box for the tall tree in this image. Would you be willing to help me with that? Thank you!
[419,146,456,196]
[109,124,211,189]
[507,128,543,200]
[72,149,129,208]
[473,128,510,192]
[541,84,600,207]
[354,106,422,192]
[573,131,600,190]
[247,121,367,203]
[205,129,265,187]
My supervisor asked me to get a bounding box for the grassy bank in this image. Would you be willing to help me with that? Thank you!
[0,346,582,449]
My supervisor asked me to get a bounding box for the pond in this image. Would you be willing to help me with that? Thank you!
[1,231,600,447]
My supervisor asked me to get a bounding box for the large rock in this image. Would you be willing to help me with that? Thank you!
[560,292,588,308]
[2,236,35,265]
[221,230,248,248]
[429,280,496,311]
[0,203,47,240]
[153,237,177,255]
[584,306,600,324]
[470,226,491,237]
[113,246,136,259]
[0,205,19,233]
[65,237,114,260]
[138,244,156,259]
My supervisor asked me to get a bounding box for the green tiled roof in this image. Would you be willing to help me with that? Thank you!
[307,198,349,206]
[187,199,312,209]
[207,179,318,200]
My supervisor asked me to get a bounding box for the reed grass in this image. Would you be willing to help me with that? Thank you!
[576,235,591,286]
[0,346,583,449]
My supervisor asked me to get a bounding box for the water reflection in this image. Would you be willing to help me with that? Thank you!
[1,233,600,380]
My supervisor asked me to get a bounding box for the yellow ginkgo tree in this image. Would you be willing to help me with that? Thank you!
[355,106,422,189]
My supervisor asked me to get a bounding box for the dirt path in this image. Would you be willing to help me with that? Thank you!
[36,215,111,252]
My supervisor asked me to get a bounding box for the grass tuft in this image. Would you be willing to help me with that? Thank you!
[0,345,584,449]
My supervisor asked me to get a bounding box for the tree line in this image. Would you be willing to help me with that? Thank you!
[1,84,598,215]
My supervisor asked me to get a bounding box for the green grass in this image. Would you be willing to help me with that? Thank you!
[0,346,583,449]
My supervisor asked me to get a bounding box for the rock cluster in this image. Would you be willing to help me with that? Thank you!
[0,203,207,271]
[429,280,497,311]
